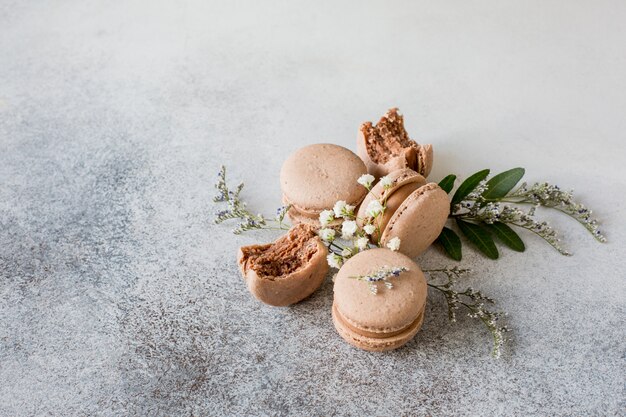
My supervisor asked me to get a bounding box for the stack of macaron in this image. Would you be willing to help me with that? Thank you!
[237,108,450,352]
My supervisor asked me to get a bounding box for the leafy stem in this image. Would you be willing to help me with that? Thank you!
[437,168,606,261]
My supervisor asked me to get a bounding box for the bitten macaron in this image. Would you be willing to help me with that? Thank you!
[332,248,428,352]
[357,168,450,259]
[238,224,329,306]
[357,108,433,179]
[280,143,368,227]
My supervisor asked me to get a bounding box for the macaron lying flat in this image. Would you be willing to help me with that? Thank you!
[280,143,368,227]
[357,108,433,179]
[357,168,450,258]
[238,224,329,306]
[332,248,427,352]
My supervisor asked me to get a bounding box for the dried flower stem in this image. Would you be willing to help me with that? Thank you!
[350,266,409,294]
[425,267,509,358]
[213,165,290,234]
[505,182,606,242]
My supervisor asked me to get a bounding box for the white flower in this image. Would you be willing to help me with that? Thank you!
[363,224,376,235]
[341,220,358,239]
[387,237,401,251]
[319,209,335,226]
[356,237,369,250]
[341,247,353,258]
[333,200,347,217]
[319,228,335,242]
[366,200,384,218]
[327,253,343,269]
[333,200,355,219]
[380,176,393,189]
[357,174,375,189]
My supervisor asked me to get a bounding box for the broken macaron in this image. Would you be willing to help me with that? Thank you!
[237,223,329,306]
[357,108,433,179]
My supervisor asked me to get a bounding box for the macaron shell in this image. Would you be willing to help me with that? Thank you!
[380,183,450,259]
[281,194,342,228]
[333,248,427,332]
[238,235,329,307]
[332,301,426,352]
[418,144,433,177]
[356,168,427,241]
[280,143,367,212]
[356,168,427,222]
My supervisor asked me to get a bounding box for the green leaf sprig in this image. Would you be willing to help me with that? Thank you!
[436,168,606,260]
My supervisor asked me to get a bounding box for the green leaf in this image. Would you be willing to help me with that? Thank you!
[482,167,525,200]
[451,169,490,205]
[456,219,499,259]
[438,174,457,194]
[485,222,526,252]
[436,227,462,261]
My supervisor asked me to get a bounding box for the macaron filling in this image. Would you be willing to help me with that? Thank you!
[332,303,425,339]
[360,108,420,165]
[239,224,319,279]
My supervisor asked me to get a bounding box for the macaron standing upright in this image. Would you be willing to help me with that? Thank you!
[238,224,329,306]
[357,108,433,179]
[332,248,428,352]
[280,143,368,227]
[357,168,450,259]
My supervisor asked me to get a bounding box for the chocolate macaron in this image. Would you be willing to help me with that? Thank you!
[280,143,368,227]
[357,168,449,258]
[332,248,427,352]
[357,108,433,179]
[238,224,329,306]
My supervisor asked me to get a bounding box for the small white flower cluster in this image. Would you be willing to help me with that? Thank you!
[349,266,409,294]
[426,266,509,359]
[465,180,489,201]
[320,174,401,269]
[357,173,375,189]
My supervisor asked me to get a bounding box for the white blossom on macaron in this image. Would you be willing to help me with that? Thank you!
[319,209,335,226]
[333,200,355,219]
[366,199,384,218]
[319,228,336,242]
[327,253,343,269]
[379,175,393,189]
[387,237,401,251]
[357,173,375,189]
[341,247,353,258]
[363,224,376,235]
[341,220,358,239]
[356,236,369,250]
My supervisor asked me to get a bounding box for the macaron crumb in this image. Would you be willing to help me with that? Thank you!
[238,224,318,278]
[361,108,417,165]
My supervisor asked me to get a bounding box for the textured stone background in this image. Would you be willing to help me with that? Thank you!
[1,1,625,416]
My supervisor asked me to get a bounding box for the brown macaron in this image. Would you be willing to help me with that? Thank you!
[357,168,450,259]
[280,143,368,227]
[332,248,427,352]
[237,224,329,306]
[357,108,433,179]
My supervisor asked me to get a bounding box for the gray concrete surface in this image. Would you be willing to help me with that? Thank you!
[1,1,625,416]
